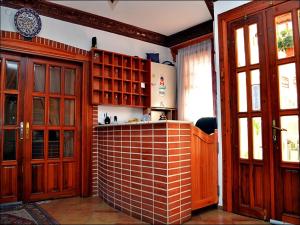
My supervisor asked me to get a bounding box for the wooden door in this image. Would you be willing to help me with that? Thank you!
[0,53,81,203]
[228,1,300,223]
[0,54,24,203]
[23,58,81,201]
[228,12,270,220]
[266,1,300,224]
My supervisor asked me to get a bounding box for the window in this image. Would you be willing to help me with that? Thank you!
[176,40,214,124]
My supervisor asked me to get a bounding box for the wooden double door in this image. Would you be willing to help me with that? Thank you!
[0,53,81,203]
[228,1,299,223]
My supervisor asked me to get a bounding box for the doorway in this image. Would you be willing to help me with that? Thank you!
[0,53,81,203]
[227,1,299,223]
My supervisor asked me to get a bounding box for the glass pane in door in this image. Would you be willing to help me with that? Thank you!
[252,117,263,160]
[275,13,295,59]
[50,66,61,93]
[278,63,297,109]
[249,24,259,65]
[33,97,45,125]
[64,131,74,157]
[235,28,246,67]
[34,64,46,92]
[251,70,261,111]
[49,98,60,125]
[65,69,75,95]
[32,131,44,159]
[238,72,247,112]
[4,94,17,125]
[64,99,75,126]
[281,116,299,162]
[5,61,18,90]
[3,130,16,160]
[239,118,249,159]
[48,130,60,158]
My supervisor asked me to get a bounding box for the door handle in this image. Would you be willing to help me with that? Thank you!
[272,126,287,132]
[19,121,24,139]
[25,122,30,140]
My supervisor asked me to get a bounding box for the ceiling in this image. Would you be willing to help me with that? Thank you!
[50,1,212,36]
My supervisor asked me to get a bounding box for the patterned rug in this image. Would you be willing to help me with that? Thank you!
[0,202,59,225]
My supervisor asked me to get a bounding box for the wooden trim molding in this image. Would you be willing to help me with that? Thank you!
[218,0,287,213]
[0,0,213,48]
[0,31,89,62]
[170,33,213,61]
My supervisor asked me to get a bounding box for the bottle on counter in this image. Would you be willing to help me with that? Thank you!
[104,113,111,124]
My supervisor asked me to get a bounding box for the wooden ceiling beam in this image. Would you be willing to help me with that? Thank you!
[1,0,167,46]
[1,0,214,48]
[166,20,213,47]
[205,0,214,18]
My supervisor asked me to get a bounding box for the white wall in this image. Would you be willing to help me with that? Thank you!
[213,1,250,206]
[1,6,172,122]
[98,105,144,124]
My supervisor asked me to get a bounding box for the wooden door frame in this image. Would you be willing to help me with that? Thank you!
[0,33,92,198]
[218,0,288,218]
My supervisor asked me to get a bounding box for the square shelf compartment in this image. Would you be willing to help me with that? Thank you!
[104,66,113,78]
[140,96,148,106]
[123,81,131,93]
[132,95,140,106]
[132,70,139,82]
[104,52,113,65]
[141,83,149,95]
[114,80,122,92]
[113,93,122,105]
[132,57,139,70]
[113,55,122,67]
[93,65,102,77]
[123,56,131,68]
[140,71,149,82]
[93,51,103,64]
[114,68,122,79]
[92,91,103,104]
[103,92,113,104]
[123,69,131,80]
[132,82,140,95]
[104,78,113,91]
[93,77,102,91]
[123,94,131,105]
[141,59,148,71]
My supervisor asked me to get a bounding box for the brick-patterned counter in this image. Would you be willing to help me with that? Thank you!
[94,121,192,224]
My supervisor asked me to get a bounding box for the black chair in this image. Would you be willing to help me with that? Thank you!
[195,117,217,135]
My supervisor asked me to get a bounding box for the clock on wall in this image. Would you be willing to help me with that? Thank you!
[14,8,42,38]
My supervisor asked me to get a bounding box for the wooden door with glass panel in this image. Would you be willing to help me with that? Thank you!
[0,54,23,203]
[266,2,300,224]
[23,58,81,201]
[228,12,270,220]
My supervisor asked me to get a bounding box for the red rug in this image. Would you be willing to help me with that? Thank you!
[0,203,59,225]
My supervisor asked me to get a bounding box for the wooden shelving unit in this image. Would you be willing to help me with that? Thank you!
[91,48,151,107]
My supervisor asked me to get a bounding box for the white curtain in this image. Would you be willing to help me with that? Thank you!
[176,40,213,124]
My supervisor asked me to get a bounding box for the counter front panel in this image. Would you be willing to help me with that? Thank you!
[94,121,192,224]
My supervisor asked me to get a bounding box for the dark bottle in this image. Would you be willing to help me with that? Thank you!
[104,113,110,124]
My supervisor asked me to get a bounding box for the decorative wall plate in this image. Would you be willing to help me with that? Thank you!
[14,8,42,38]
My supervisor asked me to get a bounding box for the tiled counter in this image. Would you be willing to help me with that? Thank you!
[93,121,192,224]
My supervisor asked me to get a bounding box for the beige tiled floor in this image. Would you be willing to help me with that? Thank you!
[40,197,269,224]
